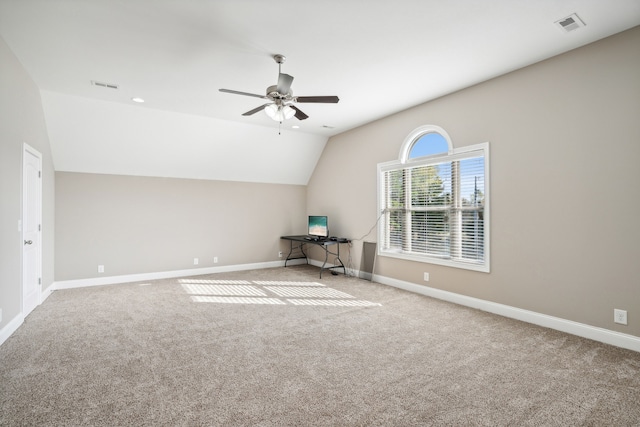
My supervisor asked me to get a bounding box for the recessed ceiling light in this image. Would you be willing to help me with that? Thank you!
[322,125,335,129]
[292,125,300,129]
[131,97,145,103]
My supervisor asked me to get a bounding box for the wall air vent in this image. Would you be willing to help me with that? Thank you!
[555,13,586,33]
[91,80,119,89]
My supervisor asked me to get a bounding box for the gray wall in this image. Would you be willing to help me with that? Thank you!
[0,37,55,330]
[307,27,640,337]
[55,172,306,280]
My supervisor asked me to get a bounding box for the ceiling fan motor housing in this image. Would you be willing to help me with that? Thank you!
[266,85,292,100]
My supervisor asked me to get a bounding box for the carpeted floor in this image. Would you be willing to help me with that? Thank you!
[1,265,639,426]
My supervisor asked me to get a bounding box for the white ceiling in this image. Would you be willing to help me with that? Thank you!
[1,0,639,184]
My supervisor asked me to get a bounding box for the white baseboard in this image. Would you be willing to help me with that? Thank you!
[53,260,291,290]
[0,313,24,347]
[1,282,55,347]
[373,273,640,353]
[41,283,55,303]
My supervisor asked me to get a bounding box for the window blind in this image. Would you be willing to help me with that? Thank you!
[380,150,486,266]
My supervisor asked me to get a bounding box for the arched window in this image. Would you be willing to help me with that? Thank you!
[378,125,490,272]
[399,125,452,163]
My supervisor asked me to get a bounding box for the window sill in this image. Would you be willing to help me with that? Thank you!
[378,250,490,273]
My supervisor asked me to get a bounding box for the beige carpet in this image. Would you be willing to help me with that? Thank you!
[1,265,639,426]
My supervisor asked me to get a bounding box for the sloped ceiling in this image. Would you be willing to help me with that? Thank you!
[1,0,639,184]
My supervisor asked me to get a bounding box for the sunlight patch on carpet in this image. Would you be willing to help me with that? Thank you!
[287,299,382,307]
[182,278,381,307]
[179,279,252,285]
[253,281,325,287]
[191,296,286,305]
[265,286,354,299]
[181,284,266,296]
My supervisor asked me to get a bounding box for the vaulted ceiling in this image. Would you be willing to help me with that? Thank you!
[1,0,639,184]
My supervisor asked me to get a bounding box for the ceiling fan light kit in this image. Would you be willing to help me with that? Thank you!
[265,104,295,121]
[219,54,339,124]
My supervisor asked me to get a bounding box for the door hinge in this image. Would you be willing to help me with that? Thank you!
[38,224,41,231]
[38,171,41,178]
[38,277,41,285]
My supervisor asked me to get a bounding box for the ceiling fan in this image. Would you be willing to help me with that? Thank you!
[219,54,339,122]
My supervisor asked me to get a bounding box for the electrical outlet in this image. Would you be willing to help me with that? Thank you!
[214,257,218,264]
[97,265,104,273]
[278,251,283,258]
[614,309,628,325]
[193,258,199,265]
[423,272,430,282]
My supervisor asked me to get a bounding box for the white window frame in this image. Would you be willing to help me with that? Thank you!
[377,126,490,272]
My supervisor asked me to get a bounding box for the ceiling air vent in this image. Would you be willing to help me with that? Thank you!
[555,13,585,33]
[91,80,119,89]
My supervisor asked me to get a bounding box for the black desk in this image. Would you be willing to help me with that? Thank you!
[280,235,349,278]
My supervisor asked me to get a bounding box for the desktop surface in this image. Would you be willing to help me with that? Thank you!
[281,235,349,244]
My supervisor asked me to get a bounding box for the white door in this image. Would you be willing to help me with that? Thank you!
[22,143,42,316]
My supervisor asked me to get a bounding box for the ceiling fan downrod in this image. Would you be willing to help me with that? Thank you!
[274,54,286,75]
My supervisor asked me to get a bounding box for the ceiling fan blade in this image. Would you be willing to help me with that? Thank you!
[242,104,271,116]
[295,96,340,103]
[219,88,268,99]
[290,105,309,120]
[277,73,294,94]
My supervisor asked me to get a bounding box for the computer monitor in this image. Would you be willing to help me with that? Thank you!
[308,215,329,238]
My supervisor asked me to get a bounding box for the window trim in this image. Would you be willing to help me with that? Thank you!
[378,128,490,273]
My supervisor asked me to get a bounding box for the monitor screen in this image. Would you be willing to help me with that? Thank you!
[308,215,328,238]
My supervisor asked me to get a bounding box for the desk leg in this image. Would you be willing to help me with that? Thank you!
[284,240,292,267]
[336,243,346,273]
[319,245,330,278]
[284,240,307,267]
[318,243,347,278]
